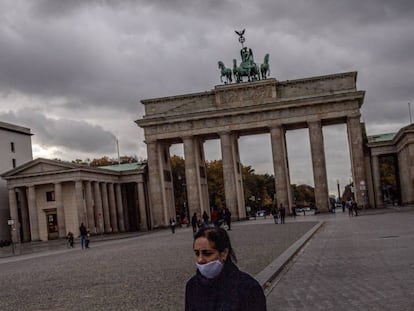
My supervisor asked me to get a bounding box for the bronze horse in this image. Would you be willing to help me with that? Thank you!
[218,61,232,84]
[260,54,270,79]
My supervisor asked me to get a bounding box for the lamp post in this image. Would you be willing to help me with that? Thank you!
[116,138,120,164]
[337,179,341,201]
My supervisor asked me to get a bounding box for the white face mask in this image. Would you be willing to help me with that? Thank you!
[196,259,224,279]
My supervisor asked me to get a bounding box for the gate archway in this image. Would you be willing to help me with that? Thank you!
[136,72,367,227]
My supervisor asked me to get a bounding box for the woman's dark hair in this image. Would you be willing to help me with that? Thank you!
[193,226,237,263]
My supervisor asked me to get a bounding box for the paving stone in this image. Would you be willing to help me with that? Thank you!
[266,209,414,311]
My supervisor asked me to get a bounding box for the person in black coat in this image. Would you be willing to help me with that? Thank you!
[278,203,286,224]
[79,223,88,249]
[223,207,232,230]
[185,227,266,311]
[191,213,198,233]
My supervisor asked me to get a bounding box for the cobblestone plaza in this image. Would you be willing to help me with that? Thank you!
[0,218,316,310]
[1,208,414,310]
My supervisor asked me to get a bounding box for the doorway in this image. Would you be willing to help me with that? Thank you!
[46,211,59,240]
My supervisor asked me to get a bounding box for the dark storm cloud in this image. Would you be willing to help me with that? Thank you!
[0,0,413,171]
[30,0,86,18]
[0,110,116,154]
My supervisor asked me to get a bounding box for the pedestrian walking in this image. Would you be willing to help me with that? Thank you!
[170,218,176,234]
[202,211,209,226]
[211,209,218,227]
[85,229,90,248]
[272,208,279,224]
[185,226,266,311]
[217,209,224,228]
[79,222,88,249]
[353,200,358,216]
[66,232,74,248]
[224,207,232,231]
[347,199,353,217]
[191,213,198,233]
[279,203,286,224]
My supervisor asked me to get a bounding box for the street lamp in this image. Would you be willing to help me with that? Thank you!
[337,179,341,201]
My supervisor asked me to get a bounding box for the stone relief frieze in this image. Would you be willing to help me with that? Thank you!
[218,84,274,107]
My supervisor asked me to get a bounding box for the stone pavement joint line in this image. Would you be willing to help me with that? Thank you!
[255,221,325,292]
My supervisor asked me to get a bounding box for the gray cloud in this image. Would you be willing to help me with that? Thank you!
[0,0,413,192]
[0,109,116,154]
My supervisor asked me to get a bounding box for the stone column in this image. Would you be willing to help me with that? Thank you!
[93,181,104,234]
[108,183,118,233]
[55,182,66,238]
[122,186,130,231]
[75,180,85,229]
[115,183,125,232]
[220,132,238,216]
[137,178,148,231]
[347,115,367,206]
[85,181,95,230]
[183,136,202,217]
[18,188,31,242]
[146,140,163,228]
[230,134,245,220]
[270,125,291,211]
[8,188,19,243]
[371,155,383,208]
[308,121,329,212]
[28,185,40,241]
[194,138,210,215]
[100,182,111,232]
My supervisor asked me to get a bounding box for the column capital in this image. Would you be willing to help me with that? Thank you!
[181,135,194,140]
[307,119,322,126]
[218,130,231,137]
[347,113,361,121]
[144,139,158,145]
[269,123,283,129]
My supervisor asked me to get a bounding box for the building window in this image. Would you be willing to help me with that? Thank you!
[12,159,16,168]
[46,191,55,202]
[11,142,15,152]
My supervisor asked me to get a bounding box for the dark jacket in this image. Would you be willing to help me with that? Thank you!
[185,261,266,311]
[79,224,87,236]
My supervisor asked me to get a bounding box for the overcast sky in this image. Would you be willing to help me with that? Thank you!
[1,0,413,195]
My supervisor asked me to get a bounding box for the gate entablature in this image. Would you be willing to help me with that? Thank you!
[139,71,360,121]
[137,72,364,142]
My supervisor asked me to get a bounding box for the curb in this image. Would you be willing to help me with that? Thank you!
[255,221,324,294]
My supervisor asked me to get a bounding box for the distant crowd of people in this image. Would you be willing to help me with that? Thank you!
[189,207,232,234]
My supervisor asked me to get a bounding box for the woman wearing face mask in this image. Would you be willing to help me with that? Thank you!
[185,227,267,311]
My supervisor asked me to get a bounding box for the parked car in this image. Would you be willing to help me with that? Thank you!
[255,210,265,217]
[295,207,303,213]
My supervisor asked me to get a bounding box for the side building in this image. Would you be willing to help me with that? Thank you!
[0,121,33,241]
[1,158,150,242]
[367,123,414,208]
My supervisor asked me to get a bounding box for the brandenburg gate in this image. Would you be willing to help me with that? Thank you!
[136,72,367,228]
